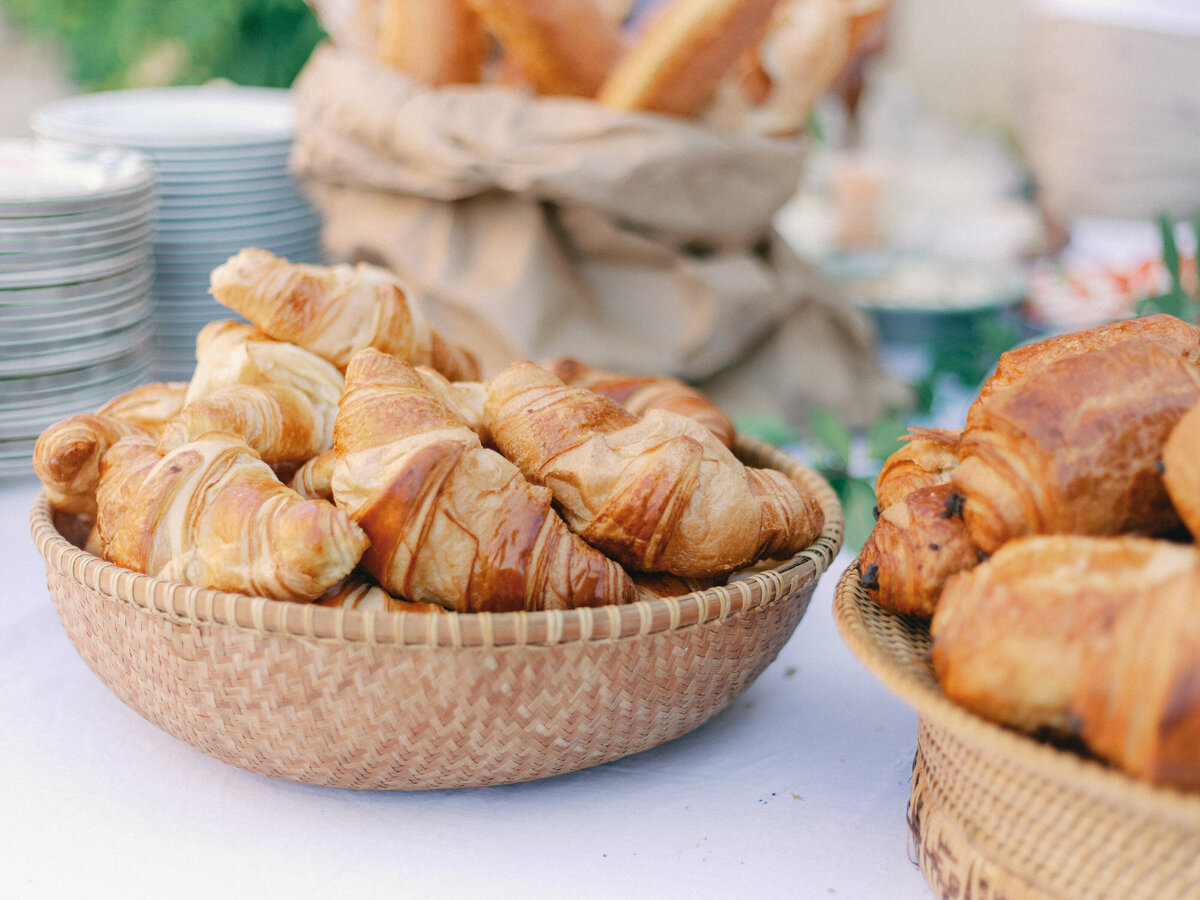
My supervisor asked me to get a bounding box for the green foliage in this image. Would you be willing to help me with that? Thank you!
[1136,212,1200,323]
[1,0,326,90]
[805,408,908,553]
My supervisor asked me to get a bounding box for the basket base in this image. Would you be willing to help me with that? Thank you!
[908,739,1053,900]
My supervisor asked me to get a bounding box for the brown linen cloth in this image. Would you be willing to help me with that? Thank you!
[289,43,907,430]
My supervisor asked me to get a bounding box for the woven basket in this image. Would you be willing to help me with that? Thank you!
[31,436,840,790]
[833,562,1200,900]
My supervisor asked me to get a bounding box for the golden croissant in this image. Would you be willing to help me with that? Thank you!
[931,534,1200,736]
[484,360,823,577]
[858,482,978,619]
[315,572,446,613]
[543,356,737,448]
[952,331,1200,554]
[95,380,190,429]
[209,248,479,381]
[157,382,332,467]
[331,349,639,612]
[873,427,960,513]
[412,365,489,444]
[33,381,188,518]
[188,321,344,418]
[289,448,337,501]
[1072,566,1200,790]
[94,432,368,603]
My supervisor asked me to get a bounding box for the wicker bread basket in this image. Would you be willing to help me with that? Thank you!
[833,562,1200,900]
[31,436,840,790]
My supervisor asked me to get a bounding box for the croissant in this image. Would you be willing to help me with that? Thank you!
[965,313,1200,431]
[33,380,188,519]
[1072,566,1200,790]
[1162,400,1200,540]
[873,427,960,513]
[543,356,736,447]
[331,349,639,612]
[289,448,336,501]
[930,534,1200,736]
[484,360,823,577]
[187,321,345,417]
[315,572,446,613]
[95,381,189,429]
[33,414,155,518]
[858,482,979,619]
[157,383,332,467]
[95,432,368,603]
[209,248,479,381]
[630,570,727,599]
[413,365,489,444]
[951,334,1200,554]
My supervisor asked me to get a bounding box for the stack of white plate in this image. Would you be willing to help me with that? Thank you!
[32,85,325,380]
[0,139,156,477]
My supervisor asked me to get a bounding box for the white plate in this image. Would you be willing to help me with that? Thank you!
[0,264,153,306]
[0,196,157,239]
[32,86,294,149]
[0,220,154,255]
[0,245,152,289]
[0,141,155,217]
[0,321,152,377]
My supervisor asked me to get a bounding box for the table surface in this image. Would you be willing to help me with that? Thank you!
[2,468,931,900]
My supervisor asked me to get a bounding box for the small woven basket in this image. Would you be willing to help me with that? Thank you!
[833,562,1200,900]
[31,436,840,790]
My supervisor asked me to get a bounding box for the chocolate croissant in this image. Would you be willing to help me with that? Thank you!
[931,534,1200,736]
[858,482,978,619]
[543,356,736,448]
[94,432,368,603]
[952,332,1200,554]
[209,248,479,381]
[331,349,640,612]
[33,381,189,518]
[873,427,960,513]
[484,360,823,577]
[964,313,1200,431]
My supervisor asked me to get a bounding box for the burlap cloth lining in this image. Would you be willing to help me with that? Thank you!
[289,43,907,430]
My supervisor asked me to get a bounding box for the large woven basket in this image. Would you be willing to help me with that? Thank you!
[31,436,840,790]
[833,562,1200,900]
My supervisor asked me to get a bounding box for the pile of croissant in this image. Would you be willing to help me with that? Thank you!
[304,0,889,135]
[859,313,1200,792]
[33,247,824,615]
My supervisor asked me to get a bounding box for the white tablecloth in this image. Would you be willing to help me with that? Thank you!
[1,469,930,900]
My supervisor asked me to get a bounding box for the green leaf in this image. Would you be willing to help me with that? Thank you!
[1160,212,1184,295]
[866,412,908,463]
[806,408,852,469]
[840,477,880,553]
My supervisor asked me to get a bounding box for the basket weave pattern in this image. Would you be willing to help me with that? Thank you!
[34,438,840,790]
[834,563,1200,900]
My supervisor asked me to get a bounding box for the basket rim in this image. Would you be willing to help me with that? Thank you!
[833,560,1200,826]
[31,435,842,649]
